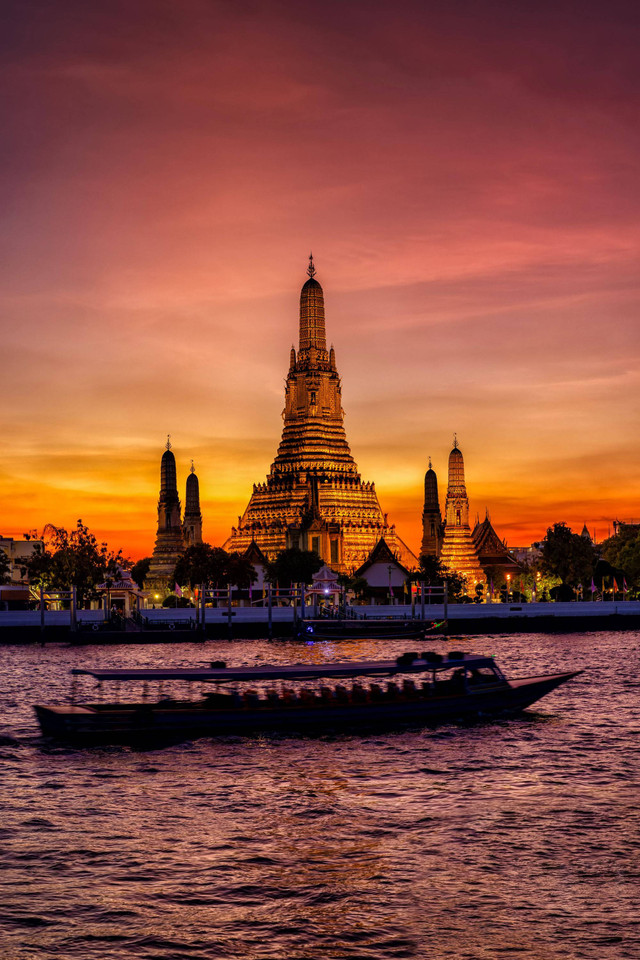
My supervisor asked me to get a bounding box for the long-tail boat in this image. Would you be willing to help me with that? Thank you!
[33,651,581,744]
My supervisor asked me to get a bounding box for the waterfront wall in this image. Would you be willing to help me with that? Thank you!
[1,600,639,642]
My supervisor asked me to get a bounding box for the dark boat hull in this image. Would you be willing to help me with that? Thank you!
[34,671,579,744]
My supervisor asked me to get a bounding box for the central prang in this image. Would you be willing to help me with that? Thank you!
[224,260,416,572]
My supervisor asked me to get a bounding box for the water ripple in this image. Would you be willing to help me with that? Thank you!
[0,632,638,959]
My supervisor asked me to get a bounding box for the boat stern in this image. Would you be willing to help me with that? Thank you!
[34,704,97,738]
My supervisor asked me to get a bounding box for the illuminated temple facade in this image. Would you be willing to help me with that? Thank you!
[435,440,485,585]
[224,259,416,572]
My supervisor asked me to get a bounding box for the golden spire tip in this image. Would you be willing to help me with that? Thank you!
[307,252,316,278]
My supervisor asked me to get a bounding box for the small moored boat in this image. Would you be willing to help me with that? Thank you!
[292,619,446,641]
[33,651,581,744]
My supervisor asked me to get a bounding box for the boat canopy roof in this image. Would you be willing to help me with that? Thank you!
[71,654,497,684]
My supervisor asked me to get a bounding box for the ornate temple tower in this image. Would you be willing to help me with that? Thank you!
[440,438,484,584]
[224,257,416,571]
[146,438,186,594]
[183,462,203,548]
[420,457,443,558]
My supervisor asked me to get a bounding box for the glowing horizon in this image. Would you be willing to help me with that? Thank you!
[1,1,639,561]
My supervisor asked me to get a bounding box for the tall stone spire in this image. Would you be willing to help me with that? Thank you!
[145,437,185,595]
[157,436,182,532]
[440,438,484,586]
[223,260,417,571]
[183,461,203,547]
[421,457,443,558]
[298,254,327,355]
[273,259,359,476]
[444,440,469,528]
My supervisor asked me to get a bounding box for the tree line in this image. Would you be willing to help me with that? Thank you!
[8,519,640,604]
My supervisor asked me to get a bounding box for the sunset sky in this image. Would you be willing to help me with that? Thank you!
[1,0,639,560]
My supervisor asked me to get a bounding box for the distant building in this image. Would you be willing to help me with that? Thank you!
[420,458,443,559]
[0,536,43,608]
[508,544,542,564]
[97,568,144,616]
[183,462,203,548]
[0,537,43,583]
[224,258,417,572]
[146,439,203,596]
[354,538,411,600]
[612,520,640,537]
[242,540,269,592]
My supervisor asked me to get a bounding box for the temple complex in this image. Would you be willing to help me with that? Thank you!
[224,258,416,572]
[421,440,522,588]
[146,440,202,595]
[420,458,443,559]
[439,439,485,585]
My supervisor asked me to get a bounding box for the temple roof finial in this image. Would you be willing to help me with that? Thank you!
[307,252,316,278]
[190,459,195,474]
[453,433,458,449]
[166,434,171,451]
[428,456,432,469]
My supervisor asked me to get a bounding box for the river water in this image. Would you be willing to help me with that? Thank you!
[0,632,638,959]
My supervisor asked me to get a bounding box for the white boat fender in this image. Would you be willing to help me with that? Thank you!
[168,623,175,630]
[92,623,99,632]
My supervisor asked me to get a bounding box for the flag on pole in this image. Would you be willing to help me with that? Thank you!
[590,578,596,593]
[623,578,628,593]
[613,578,619,592]
[175,583,182,597]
